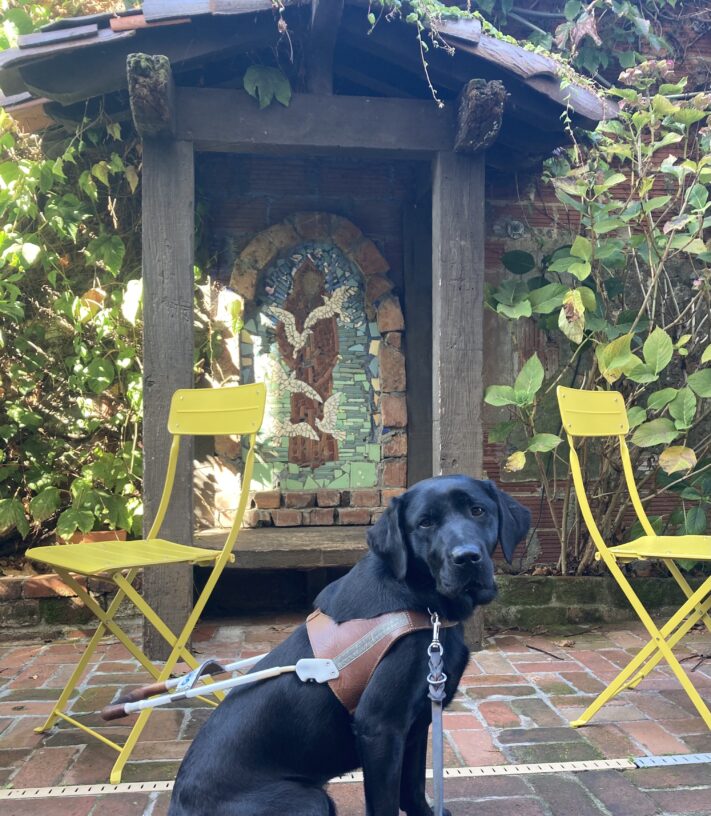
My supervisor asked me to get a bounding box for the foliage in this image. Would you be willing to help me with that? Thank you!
[243,65,292,109]
[484,61,711,572]
[0,112,146,546]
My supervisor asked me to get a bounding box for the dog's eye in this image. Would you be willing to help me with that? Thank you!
[418,518,433,529]
[469,505,484,517]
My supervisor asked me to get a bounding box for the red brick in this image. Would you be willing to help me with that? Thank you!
[304,508,335,525]
[384,331,402,349]
[0,797,94,816]
[253,490,281,509]
[370,508,385,523]
[446,728,505,766]
[0,577,23,602]
[337,508,371,525]
[478,701,521,728]
[365,273,394,302]
[89,793,154,816]
[243,509,272,528]
[316,489,341,507]
[376,295,404,332]
[619,721,689,755]
[22,574,79,599]
[381,488,406,504]
[648,788,711,814]
[382,459,407,487]
[271,509,302,526]
[381,394,407,428]
[382,434,406,457]
[580,770,659,816]
[283,491,315,509]
[11,745,78,788]
[347,489,380,507]
[379,344,406,392]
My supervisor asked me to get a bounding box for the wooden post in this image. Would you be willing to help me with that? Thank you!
[306,0,344,94]
[431,151,486,649]
[141,136,195,659]
[403,197,433,486]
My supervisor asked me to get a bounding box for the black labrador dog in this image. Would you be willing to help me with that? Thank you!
[169,475,530,816]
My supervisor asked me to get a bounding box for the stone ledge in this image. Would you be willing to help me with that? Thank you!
[196,526,369,570]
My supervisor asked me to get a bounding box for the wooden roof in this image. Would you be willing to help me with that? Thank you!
[0,0,614,165]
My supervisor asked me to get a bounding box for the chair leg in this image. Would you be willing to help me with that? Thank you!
[572,573,711,729]
[35,569,139,733]
[666,559,711,635]
[109,560,230,783]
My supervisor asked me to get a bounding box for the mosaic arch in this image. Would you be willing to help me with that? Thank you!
[230,212,404,493]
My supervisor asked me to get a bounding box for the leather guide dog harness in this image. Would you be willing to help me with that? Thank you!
[306,609,455,713]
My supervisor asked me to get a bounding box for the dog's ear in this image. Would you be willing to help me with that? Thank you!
[367,497,408,580]
[487,482,531,564]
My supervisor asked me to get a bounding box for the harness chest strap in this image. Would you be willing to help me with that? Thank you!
[306,609,456,714]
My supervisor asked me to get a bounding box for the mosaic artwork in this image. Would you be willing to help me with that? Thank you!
[240,241,383,491]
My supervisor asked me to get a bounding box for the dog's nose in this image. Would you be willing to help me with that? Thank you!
[451,545,482,566]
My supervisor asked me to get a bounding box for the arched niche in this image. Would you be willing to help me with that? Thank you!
[231,212,405,494]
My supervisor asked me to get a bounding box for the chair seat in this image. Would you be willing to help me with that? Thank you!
[26,539,221,576]
[604,535,711,562]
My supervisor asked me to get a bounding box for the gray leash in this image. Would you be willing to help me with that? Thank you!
[427,611,447,816]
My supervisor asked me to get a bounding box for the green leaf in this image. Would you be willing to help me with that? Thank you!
[91,161,110,186]
[488,420,518,443]
[596,333,636,384]
[484,385,517,407]
[626,362,658,384]
[658,446,697,475]
[527,283,567,314]
[0,498,29,538]
[56,508,95,540]
[86,358,115,394]
[527,433,563,453]
[513,354,544,406]
[673,108,707,126]
[647,388,678,411]
[243,65,292,109]
[497,300,532,319]
[501,250,535,275]
[578,287,597,312]
[688,369,711,398]
[682,505,708,535]
[29,487,61,523]
[701,345,711,365]
[627,406,647,430]
[643,327,673,374]
[568,261,592,281]
[571,235,592,262]
[631,418,680,448]
[86,234,125,277]
[669,387,697,429]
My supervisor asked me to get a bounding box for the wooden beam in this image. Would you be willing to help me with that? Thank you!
[403,198,433,485]
[306,0,344,94]
[455,79,506,155]
[127,53,175,138]
[175,87,454,154]
[431,152,484,478]
[141,137,195,660]
[432,151,486,650]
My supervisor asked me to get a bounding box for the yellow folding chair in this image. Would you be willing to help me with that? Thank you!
[557,385,711,730]
[26,382,266,782]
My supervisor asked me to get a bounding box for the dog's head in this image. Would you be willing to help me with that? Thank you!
[367,476,530,607]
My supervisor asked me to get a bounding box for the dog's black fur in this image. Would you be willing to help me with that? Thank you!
[169,476,530,816]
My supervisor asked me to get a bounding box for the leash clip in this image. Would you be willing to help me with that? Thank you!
[428,609,442,655]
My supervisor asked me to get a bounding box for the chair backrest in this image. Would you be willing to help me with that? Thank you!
[148,383,267,557]
[556,386,657,556]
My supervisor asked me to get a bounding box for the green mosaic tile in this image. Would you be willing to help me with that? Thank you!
[367,444,381,461]
[286,478,304,490]
[350,461,377,487]
[303,476,319,490]
[252,462,275,489]
[288,463,300,474]
[328,474,351,489]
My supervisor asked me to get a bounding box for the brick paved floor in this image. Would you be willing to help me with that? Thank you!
[1,616,710,815]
